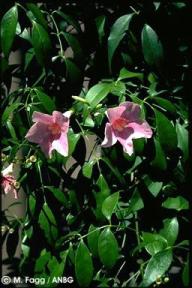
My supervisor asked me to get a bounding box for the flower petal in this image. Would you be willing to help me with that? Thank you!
[25,122,50,144]
[39,140,53,157]
[120,102,141,122]
[106,106,126,122]
[32,111,53,124]
[52,132,68,157]
[101,123,117,147]
[2,164,14,176]
[128,122,153,139]
[53,111,69,132]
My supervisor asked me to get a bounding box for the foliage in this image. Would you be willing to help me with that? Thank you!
[1,1,190,287]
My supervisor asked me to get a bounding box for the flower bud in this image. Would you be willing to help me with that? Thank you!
[29,155,37,163]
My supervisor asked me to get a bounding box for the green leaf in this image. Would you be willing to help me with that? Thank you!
[31,21,51,66]
[85,83,111,108]
[95,15,106,44]
[144,176,163,197]
[141,24,163,69]
[82,160,95,179]
[125,189,144,215]
[38,203,58,244]
[68,130,81,155]
[1,6,18,57]
[46,186,67,206]
[110,81,126,97]
[35,89,56,113]
[48,257,66,287]
[151,138,167,170]
[55,11,81,33]
[62,32,83,60]
[142,232,168,256]
[118,68,143,81]
[65,58,82,83]
[152,97,176,114]
[160,218,179,246]
[102,192,119,221]
[141,249,173,287]
[2,103,23,123]
[182,255,189,287]
[108,14,134,71]
[26,3,48,29]
[154,109,177,152]
[98,228,119,269]
[87,225,100,257]
[94,175,110,220]
[35,249,51,273]
[75,241,93,287]
[28,195,36,216]
[162,196,189,211]
[176,122,189,162]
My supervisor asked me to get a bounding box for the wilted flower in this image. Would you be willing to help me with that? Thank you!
[101,102,152,155]
[1,164,18,199]
[25,111,71,157]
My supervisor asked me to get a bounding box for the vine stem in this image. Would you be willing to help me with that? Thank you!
[134,212,141,252]
[79,224,117,240]
[50,14,64,58]
[37,161,46,203]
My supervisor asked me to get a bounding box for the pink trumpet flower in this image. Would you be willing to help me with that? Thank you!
[1,164,18,199]
[101,102,152,155]
[25,111,71,157]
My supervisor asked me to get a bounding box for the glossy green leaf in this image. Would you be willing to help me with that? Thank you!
[98,228,119,269]
[82,160,95,179]
[151,138,167,170]
[142,232,168,256]
[62,32,82,60]
[87,224,100,257]
[95,15,106,44]
[46,186,67,206]
[68,130,81,155]
[110,81,126,97]
[160,218,179,246]
[176,122,189,162]
[75,241,93,287]
[162,196,189,211]
[102,192,119,221]
[182,255,189,287]
[35,249,51,273]
[1,6,18,57]
[152,97,176,114]
[85,83,111,108]
[28,195,36,217]
[154,109,177,152]
[108,14,134,71]
[94,175,110,220]
[35,89,56,113]
[26,3,48,29]
[55,10,81,33]
[141,24,163,69]
[118,68,143,81]
[38,203,58,244]
[31,21,51,66]
[65,58,82,83]
[2,103,23,123]
[144,176,163,197]
[125,189,144,215]
[141,249,173,287]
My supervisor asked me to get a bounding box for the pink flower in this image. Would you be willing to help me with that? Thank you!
[101,102,152,155]
[25,111,71,157]
[1,164,18,199]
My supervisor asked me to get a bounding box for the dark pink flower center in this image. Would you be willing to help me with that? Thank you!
[112,117,129,132]
[48,123,61,135]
